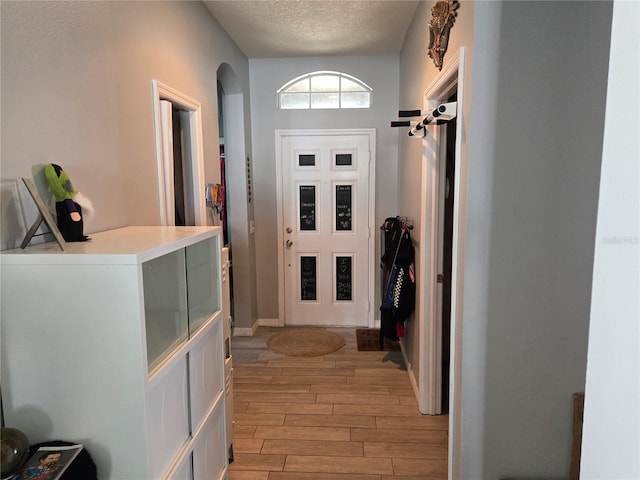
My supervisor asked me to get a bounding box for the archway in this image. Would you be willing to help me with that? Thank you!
[216,63,258,336]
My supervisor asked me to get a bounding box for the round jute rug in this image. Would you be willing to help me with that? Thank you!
[266,328,345,357]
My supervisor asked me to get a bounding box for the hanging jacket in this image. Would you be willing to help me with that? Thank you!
[380,218,416,340]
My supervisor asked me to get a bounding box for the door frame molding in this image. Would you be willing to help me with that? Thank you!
[419,50,464,414]
[152,80,206,226]
[417,48,465,476]
[275,128,376,328]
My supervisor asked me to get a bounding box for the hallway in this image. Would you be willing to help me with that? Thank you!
[229,327,448,479]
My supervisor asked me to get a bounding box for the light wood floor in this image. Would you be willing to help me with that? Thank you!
[228,327,448,480]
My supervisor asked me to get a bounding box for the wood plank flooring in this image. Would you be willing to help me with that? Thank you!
[229,327,448,480]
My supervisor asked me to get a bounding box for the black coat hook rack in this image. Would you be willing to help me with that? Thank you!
[390,102,457,137]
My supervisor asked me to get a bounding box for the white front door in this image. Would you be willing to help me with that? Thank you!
[278,129,375,327]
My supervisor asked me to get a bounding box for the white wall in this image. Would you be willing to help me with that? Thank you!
[249,55,400,325]
[399,1,613,478]
[1,1,249,248]
[581,1,640,477]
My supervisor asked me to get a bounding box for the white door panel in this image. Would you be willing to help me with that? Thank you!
[280,131,374,327]
[160,100,175,226]
[152,80,207,227]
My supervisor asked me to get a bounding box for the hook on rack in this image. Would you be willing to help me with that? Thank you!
[389,102,457,137]
[398,216,414,230]
[380,215,413,231]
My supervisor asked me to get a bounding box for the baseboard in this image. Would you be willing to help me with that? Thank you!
[400,340,422,412]
[232,321,259,337]
[233,327,255,337]
[258,318,281,327]
[238,318,377,333]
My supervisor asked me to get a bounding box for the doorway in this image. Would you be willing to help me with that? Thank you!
[152,80,206,226]
[417,48,465,420]
[440,92,457,413]
[216,63,258,337]
[276,129,376,328]
[168,104,192,226]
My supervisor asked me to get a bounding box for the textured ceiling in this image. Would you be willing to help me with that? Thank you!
[203,0,420,58]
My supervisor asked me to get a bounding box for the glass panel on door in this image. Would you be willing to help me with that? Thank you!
[335,153,353,166]
[335,255,353,302]
[298,154,316,167]
[300,255,318,301]
[335,184,353,231]
[299,185,317,231]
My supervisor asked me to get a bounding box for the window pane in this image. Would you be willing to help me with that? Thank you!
[300,256,317,301]
[299,185,316,231]
[335,153,353,166]
[143,250,188,371]
[341,77,366,92]
[298,154,316,167]
[336,256,352,301]
[311,74,339,92]
[311,92,339,109]
[341,92,370,108]
[335,185,352,231]
[278,72,371,110]
[285,78,310,93]
[280,92,310,109]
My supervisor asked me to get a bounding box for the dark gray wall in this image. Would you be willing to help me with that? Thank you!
[399,0,613,478]
[462,1,612,478]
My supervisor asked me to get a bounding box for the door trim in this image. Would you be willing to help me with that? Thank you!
[275,128,376,328]
[416,48,465,479]
[152,80,206,226]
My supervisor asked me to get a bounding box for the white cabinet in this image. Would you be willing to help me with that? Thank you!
[221,246,234,462]
[1,226,228,480]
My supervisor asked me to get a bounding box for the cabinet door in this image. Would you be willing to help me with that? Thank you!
[225,357,234,460]
[192,400,227,480]
[148,357,190,480]
[143,249,188,371]
[166,453,192,480]
[189,319,224,431]
[221,246,232,341]
[186,236,221,334]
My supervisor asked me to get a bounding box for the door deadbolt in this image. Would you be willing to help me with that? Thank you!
[286,227,292,234]
[286,239,293,248]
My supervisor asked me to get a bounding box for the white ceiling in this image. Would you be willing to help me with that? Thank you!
[203,0,420,58]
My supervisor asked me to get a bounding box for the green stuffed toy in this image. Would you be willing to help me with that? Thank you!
[44,163,93,242]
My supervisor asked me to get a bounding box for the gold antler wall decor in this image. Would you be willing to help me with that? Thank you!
[428,0,459,70]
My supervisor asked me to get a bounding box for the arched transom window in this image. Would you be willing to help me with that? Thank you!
[278,71,372,109]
